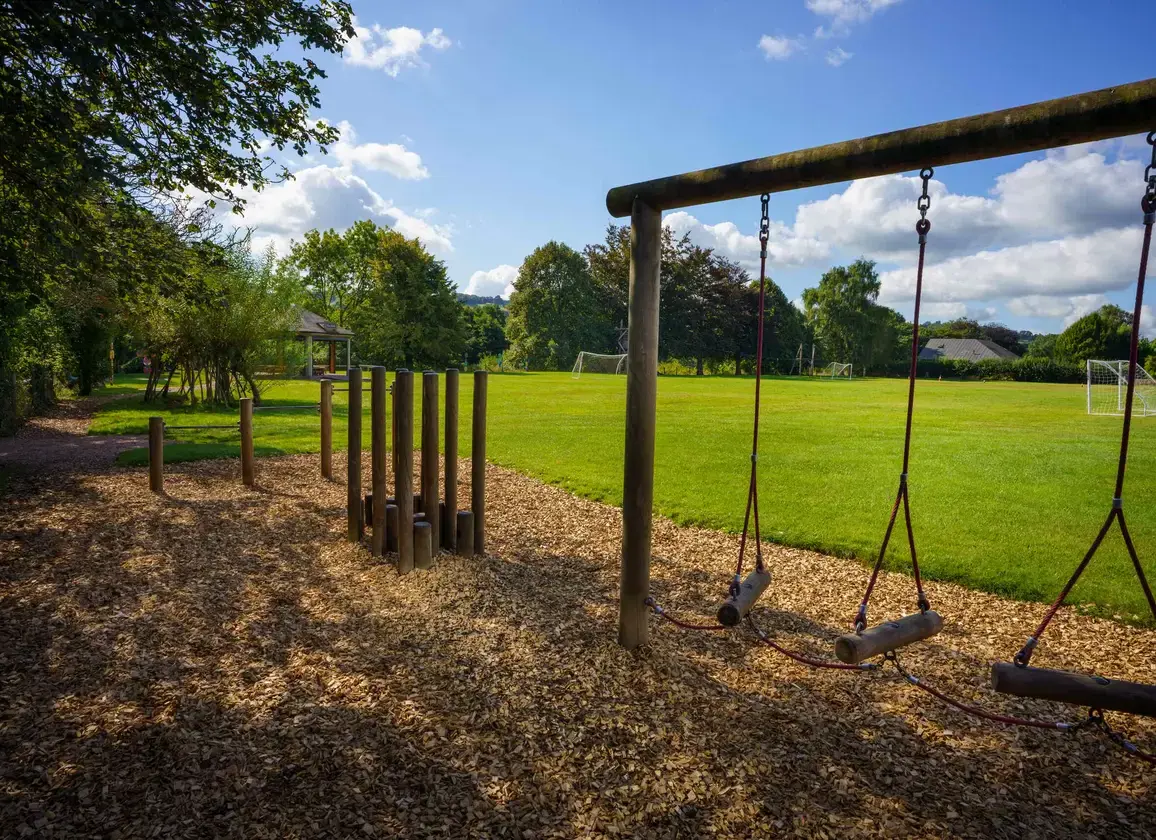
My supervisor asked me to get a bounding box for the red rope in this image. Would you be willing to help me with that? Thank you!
[746,616,876,672]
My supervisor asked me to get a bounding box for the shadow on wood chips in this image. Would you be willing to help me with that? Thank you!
[0,454,1153,839]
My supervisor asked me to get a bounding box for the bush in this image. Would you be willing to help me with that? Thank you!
[868,356,1084,383]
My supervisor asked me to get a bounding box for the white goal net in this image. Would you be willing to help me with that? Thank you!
[823,362,853,379]
[1087,360,1156,417]
[572,351,627,378]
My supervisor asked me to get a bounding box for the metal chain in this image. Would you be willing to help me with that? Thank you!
[1145,131,1156,212]
[917,167,933,222]
[759,193,771,256]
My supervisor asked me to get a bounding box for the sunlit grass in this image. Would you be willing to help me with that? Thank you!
[92,371,1156,621]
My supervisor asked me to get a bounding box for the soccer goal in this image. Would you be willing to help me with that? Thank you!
[572,351,627,378]
[1087,360,1156,417]
[823,362,853,379]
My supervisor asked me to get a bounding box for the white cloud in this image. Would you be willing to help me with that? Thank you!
[758,34,804,60]
[466,265,518,298]
[1142,305,1156,338]
[663,210,828,271]
[805,0,903,26]
[331,121,428,180]
[198,163,452,256]
[343,19,452,75]
[878,228,1143,309]
[825,46,853,66]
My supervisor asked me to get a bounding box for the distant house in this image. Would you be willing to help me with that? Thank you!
[918,338,1020,362]
[294,307,354,378]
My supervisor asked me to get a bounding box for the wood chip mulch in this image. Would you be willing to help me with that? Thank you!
[0,454,1153,839]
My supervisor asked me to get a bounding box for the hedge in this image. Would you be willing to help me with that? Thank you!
[867,357,1085,383]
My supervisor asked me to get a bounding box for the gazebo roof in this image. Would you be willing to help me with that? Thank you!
[294,307,353,338]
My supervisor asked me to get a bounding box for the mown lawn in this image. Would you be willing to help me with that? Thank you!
[92,371,1156,621]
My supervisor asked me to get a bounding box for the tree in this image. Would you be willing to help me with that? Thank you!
[1055,305,1132,362]
[285,220,380,327]
[507,242,611,370]
[351,228,466,369]
[1024,334,1060,360]
[464,304,508,364]
[802,259,882,367]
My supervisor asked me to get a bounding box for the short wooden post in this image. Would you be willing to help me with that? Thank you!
[148,417,164,493]
[444,369,459,550]
[619,199,661,649]
[240,397,255,486]
[472,371,488,555]
[456,510,474,557]
[385,503,399,552]
[320,380,333,480]
[395,370,414,573]
[421,371,440,553]
[347,366,363,542]
[371,366,387,557]
[414,521,433,570]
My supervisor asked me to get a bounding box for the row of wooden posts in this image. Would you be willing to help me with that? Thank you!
[147,368,488,571]
[336,367,488,572]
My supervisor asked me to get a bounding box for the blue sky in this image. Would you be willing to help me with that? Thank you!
[229,0,1156,336]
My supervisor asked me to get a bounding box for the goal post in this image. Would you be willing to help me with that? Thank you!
[573,351,628,378]
[822,362,853,379]
[1087,360,1156,417]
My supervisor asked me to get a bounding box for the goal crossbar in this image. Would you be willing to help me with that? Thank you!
[573,351,627,378]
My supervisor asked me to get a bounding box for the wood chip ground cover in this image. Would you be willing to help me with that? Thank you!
[0,454,1153,838]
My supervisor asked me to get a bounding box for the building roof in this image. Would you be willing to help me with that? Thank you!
[918,337,1019,362]
[294,307,353,338]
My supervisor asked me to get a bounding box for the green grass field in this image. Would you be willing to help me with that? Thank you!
[92,371,1156,622]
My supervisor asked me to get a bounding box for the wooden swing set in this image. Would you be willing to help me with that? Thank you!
[607,78,1156,762]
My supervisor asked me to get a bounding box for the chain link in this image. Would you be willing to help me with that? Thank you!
[1145,132,1156,208]
[759,193,770,259]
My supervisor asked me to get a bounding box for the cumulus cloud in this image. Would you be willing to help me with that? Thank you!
[466,265,518,298]
[663,210,828,271]
[344,19,452,75]
[878,228,1143,309]
[758,34,804,60]
[200,164,452,256]
[331,121,428,180]
[825,47,853,66]
[806,0,903,28]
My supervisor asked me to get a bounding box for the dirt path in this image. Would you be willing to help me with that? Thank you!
[0,454,1152,838]
[0,396,145,475]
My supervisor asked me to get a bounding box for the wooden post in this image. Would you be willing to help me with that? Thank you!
[240,397,254,486]
[395,370,414,573]
[385,503,399,552]
[321,380,333,480]
[991,663,1156,717]
[834,611,943,665]
[148,417,164,493]
[717,568,773,627]
[347,367,363,542]
[444,369,459,551]
[618,199,661,649]
[414,521,433,570]
[455,510,474,557]
[472,371,488,555]
[391,378,399,490]
[371,367,387,557]
[421,371,440,553]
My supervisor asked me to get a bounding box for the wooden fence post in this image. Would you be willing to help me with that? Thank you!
[619,199,661,650]
[444,369,459,550]
[347,367,363,542]
[149,416,164,493]
[472,371,488,555]
[395,370,414,573]
[371,366,387,557]
[421,371,440,553]
[321,380,333,480]
[240,397,254,486]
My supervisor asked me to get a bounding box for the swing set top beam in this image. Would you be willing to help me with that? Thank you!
[605,78,1156,218]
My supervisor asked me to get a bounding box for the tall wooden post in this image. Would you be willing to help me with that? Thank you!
[472,371,487,555]
[347,366,363,542]
[391,377,399,489]
[148,417,164,493]
[320,379,333,480]
[443,369,459,550]
[421,372,440,552]
[619,199,661,650]
[371,366,387,556]
[395,370,415,573]
[240,397,254,486]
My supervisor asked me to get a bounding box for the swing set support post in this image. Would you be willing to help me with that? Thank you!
[619,198,661,650]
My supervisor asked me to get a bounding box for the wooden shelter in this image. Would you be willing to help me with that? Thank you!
[295,307,353,378]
